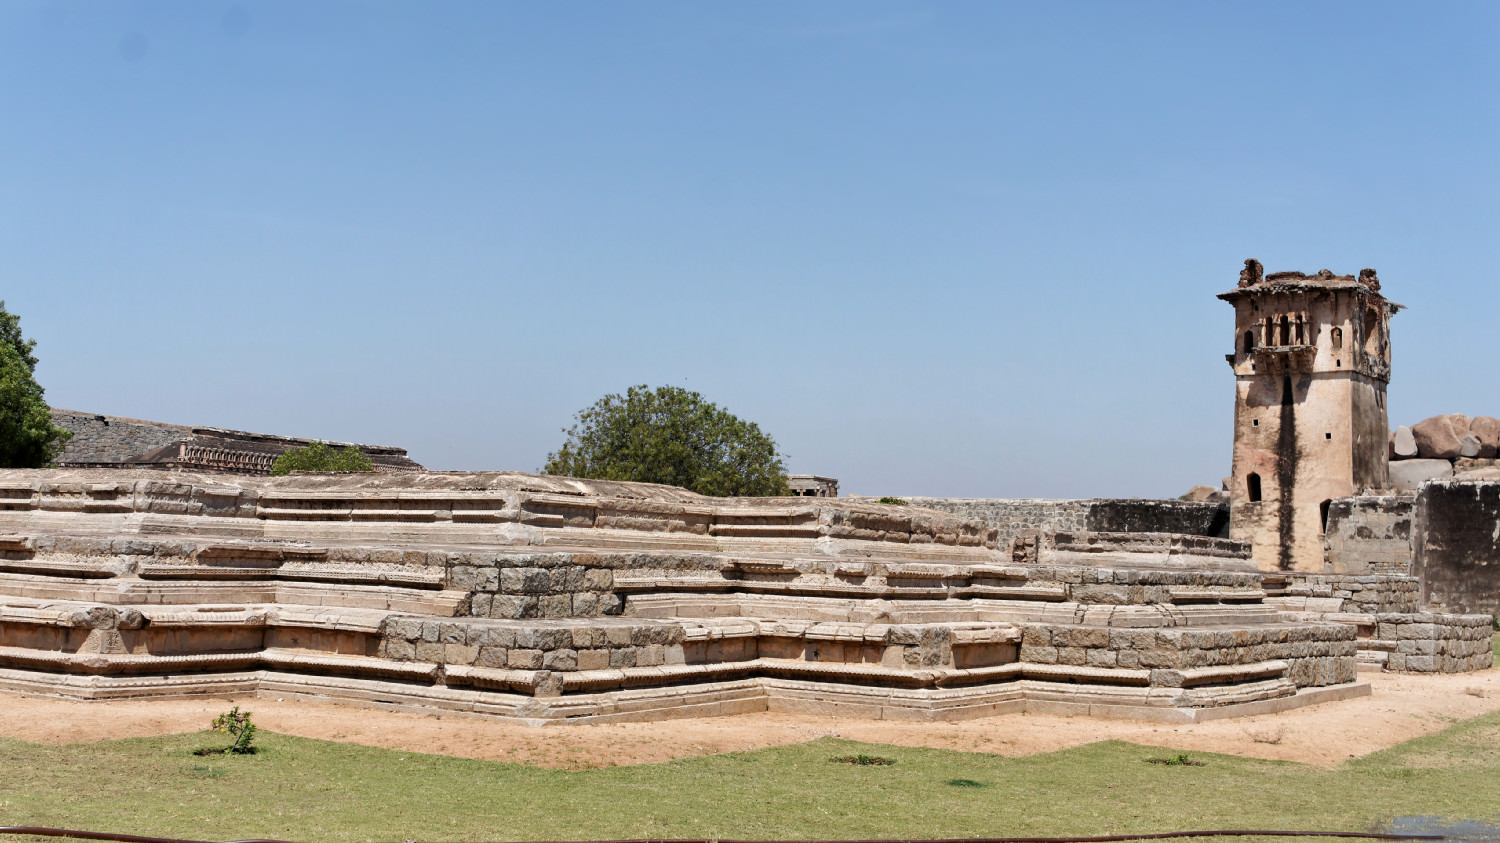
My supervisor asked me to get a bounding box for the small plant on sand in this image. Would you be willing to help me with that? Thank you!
[205,706,258,755]
[875,497,908,506]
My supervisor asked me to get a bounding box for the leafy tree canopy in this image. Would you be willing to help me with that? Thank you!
[271,440,374,476]
[0,301,71,468]
[544,385,791,496]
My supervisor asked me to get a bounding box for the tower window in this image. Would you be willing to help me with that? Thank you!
[1320,499,1332,534]
[1278,315,1290,345]
[1325,432,1332,440]
[1243,331,1255,355]
[1247,473,1262,502]
[1331,327,1343,350]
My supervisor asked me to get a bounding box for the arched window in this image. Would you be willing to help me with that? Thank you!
[1278,315,1290,346]
[1331,327,1343,350]
[1242,331,1255,355]
[1247,473,1262,502]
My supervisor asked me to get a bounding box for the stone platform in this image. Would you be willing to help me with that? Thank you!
[0,470,1366,723]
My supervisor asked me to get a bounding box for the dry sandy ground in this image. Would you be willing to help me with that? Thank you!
[4,668,1499,769]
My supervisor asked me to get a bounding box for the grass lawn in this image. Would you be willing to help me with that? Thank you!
[3,707,1500,843]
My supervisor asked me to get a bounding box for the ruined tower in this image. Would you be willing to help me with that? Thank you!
[1219,260,1401,571]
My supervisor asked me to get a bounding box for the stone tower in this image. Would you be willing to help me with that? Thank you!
[1218,260,1401,571]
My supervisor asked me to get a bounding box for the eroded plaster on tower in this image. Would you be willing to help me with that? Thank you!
[1220,261,1401,572]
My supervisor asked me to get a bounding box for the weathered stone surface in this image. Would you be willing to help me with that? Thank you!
[1389,459,1454,491]
[1460,435,1482,459]
[1392,426,1418,459]
[1411,414,1470,460]
[1412,479,1500,618]
[1469,416,1500,458]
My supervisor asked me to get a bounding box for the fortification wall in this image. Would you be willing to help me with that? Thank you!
[49,409,423,473]
[50,410,189,464]
[1412,479,1500,616]
[1322,495,1414,574]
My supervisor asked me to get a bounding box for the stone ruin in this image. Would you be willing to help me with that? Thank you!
[0,260,1492,724]
[0,469,1369,723]
[48,409,423,475]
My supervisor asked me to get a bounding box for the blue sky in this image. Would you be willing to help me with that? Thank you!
[3,2,1496,498]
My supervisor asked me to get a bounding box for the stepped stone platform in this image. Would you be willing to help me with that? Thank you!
[0,470,1366,723]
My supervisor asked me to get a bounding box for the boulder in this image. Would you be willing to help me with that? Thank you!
[1469,416,1500,458]
[1391,426,1418,459]
[1461,434,1482,458]
[1411,414,1470,460]
[1388,459,1454,491]
[1181,485,1222,503]
[1456,467,1500,481]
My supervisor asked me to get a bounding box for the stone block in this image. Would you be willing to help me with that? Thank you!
[449,566,499,592]
[500,568,550,594]
[489,595,537,619]
[577,648,610,670]
[443,643,478,664]
[475,646,508,668]
[542,649,578,671]
[386,618,422,640]
[384,638,416,660]
[1020,644,1058,664]
[507,649,543,669]
[468,594,492,617]
[539,595,572,617]
[572,592,600,616]
[479,626,517,648]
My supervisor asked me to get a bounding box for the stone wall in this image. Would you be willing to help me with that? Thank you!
[1412,479,1500,617]
[890,497,1227,553]
[1017,624,1356,687]
[1375,612,1494,673]
[50,410,188,464]
[893,498,1091,553]
[1273,573,1420,614]
[1322,495,1415,574]
[49,409,423,473]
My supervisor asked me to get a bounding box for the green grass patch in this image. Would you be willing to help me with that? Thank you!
[4,714,1500,843]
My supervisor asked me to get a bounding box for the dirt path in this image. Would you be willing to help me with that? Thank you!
[4,668,1498,768]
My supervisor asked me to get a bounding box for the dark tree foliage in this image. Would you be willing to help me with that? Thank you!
[0,301,71,468]
[270,440,374,476]
[544,385,791,497]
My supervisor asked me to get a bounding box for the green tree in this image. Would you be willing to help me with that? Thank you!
[544,385,791,496]
[0,301,71,468]
[270,440,374,475]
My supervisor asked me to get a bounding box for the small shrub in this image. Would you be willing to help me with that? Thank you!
[829,754,895,766]
[1145,753,1203,766]
[875,497,908,506]
[271,440,374,476]
[205,706,258,755]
